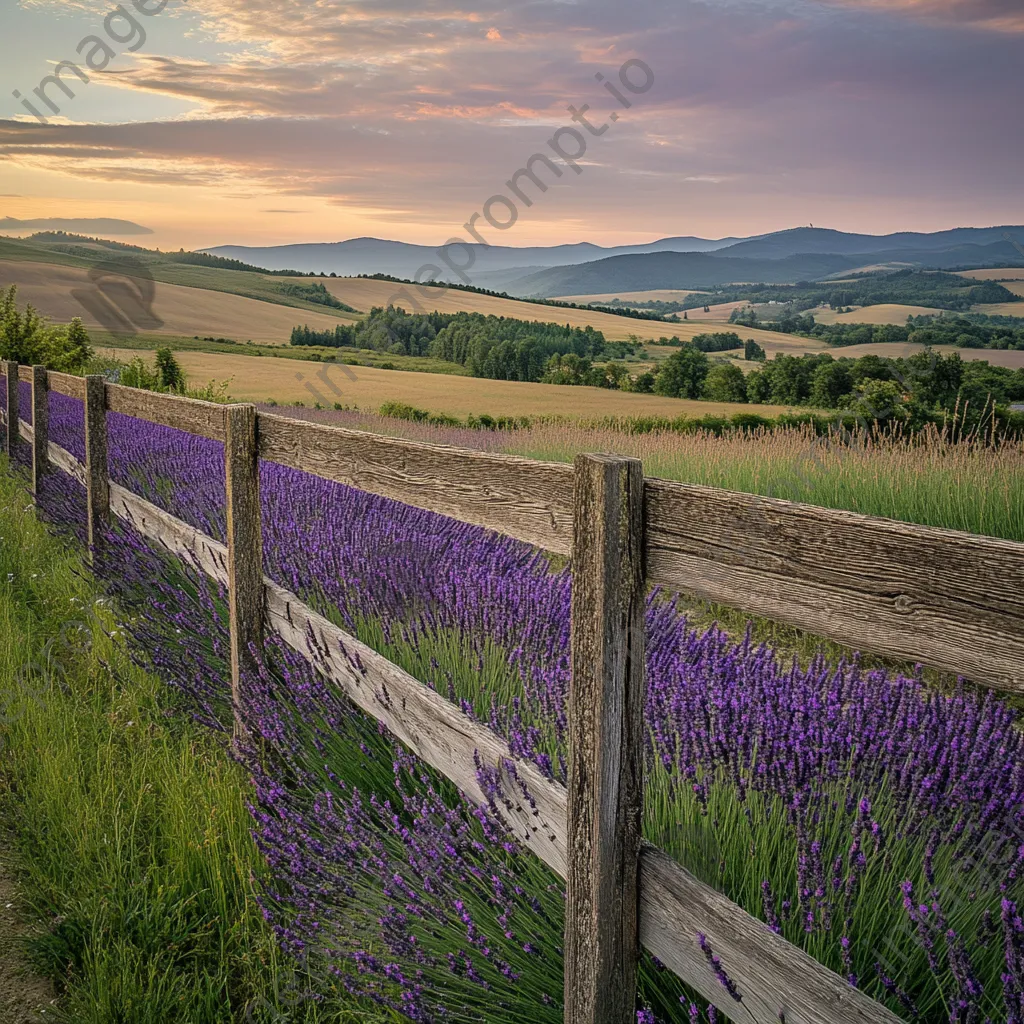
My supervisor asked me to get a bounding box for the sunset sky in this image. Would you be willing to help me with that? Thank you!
[1,0,1022,251]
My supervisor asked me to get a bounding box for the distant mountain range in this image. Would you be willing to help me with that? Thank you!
[0,216,154,235]
[202,234,746,285]
[202,226,1024,298]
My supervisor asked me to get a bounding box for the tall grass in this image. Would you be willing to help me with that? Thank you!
[264,407,1024,542]
[0,460,385,1023]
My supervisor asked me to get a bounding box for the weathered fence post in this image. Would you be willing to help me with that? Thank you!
[2,361,17,456]
[30,365,48,495]
[225,403,263,739]
[566,453,646,1024]
[84,375,110,560]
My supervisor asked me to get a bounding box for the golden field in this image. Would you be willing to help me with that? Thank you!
[308,277,786,345]
[958,268,1024,282]
[973,303,1024,318]
[100,346,796,419]
[719,341,1024,373]
[809,303,940,326]
[0,261,352,344]
[549,289,707,304]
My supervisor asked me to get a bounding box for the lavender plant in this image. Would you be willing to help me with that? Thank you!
[25,394,1024,1022]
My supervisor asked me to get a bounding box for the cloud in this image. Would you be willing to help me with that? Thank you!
[5,0,1024,239]
[822,0,1024,32]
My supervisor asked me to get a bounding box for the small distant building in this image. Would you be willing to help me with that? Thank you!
[1011,404,1024,413]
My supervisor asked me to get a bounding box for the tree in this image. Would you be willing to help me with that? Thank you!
[743,338,766,362]
[848,379,910,424]
[622,370,656,393]
[1,287,92,371]
[0,285,48,365]
[654,345,709,399]
[155,348,186,392]
[57,318,93,373]
[745,369,772,404]
[702,363,748,403]
[808,360,853,409]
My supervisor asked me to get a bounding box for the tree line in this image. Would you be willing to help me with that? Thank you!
[0,286,92,372]
[291,306,639,381]
[627,269,1022,317]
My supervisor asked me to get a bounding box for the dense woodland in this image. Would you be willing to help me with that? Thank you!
[277,281,357,311]
[291,305,638,380]
[609,345,1024,428]
[619,269,1022,316]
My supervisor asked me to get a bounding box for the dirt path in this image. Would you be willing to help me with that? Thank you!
[0,844,56,1024]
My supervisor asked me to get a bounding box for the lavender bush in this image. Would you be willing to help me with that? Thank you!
[20,394,1024,1022]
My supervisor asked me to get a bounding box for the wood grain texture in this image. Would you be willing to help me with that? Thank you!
[567,455,645,1024]
[30,366,48,495]
[639,844,901,1024]
[92,478,899,1024]
[2,361,17,456]
[645,479,1024,691]
[264,578,571,878]
[104,383,227,441]
[108,483,230,585]
[46,371,86,400]
[47,440,86,486]
[84,376,110,556]
[258,412,574,553]
[17,365,32,383]
[225,405,263,737]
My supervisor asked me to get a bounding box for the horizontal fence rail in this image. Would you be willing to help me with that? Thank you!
[5,362,1021,1023]
[258,412,576,553]
[34,437,901,1024]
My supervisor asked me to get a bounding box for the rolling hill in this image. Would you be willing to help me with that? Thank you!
[0,261,350,344]
[201,234,749,287]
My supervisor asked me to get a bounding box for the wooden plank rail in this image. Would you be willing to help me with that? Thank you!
[105,382,227,441]
[47,371,86,400]
[644,479,1024,692]
[13,360,1024,1024]
[258,412,575,553]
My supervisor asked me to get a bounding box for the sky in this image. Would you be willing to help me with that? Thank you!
[0,0,1022,251]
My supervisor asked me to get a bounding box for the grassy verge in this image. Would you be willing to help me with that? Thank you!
[0,461,382,1023]
[89,331,471,378]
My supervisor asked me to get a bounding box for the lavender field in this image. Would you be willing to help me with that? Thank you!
[12,383,1024,1022]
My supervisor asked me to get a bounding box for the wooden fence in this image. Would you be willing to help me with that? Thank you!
[3,360,1024,1024]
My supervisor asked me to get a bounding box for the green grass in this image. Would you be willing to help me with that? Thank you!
[88,331,473,377]
[0,461,387,1023]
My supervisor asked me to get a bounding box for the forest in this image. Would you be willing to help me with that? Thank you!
[619,269,1022,316]
[562,342,1024,429]
[290,305,638,381]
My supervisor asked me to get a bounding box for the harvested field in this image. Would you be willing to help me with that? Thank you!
[99,345,796,418]
[809,303,939,326]
[549,289,707,304]
[0,261,351,344]
[958,268,1024,282]
[308,276,785,345]
[973,302,1024,317]
[810,341,1024,369]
